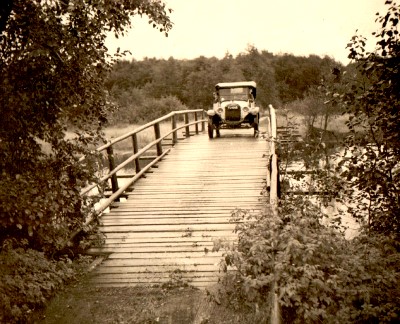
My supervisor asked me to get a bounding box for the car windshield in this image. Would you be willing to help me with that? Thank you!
[219,87,250,101]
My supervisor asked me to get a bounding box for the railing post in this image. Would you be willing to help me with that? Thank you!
[106,146,119,199]
[269,104,277,155]
[271,258,281,324]
[201,110,206,132]
[184,113,190,138]
[268,103,280,324]
[194,111,199,134]
[154,122,163,156]
[172,114,177,145]
[132,133,141,173]
[270,154,279,208]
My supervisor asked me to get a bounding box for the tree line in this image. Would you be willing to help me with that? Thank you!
[105,48,339,124]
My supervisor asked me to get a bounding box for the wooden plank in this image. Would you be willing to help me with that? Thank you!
[88,244,219,254]
[89,272,226,280]
[97,256,224,267]
[101,214,254,220]
[99,235,237,245]
[90,275,225,285]
[126,190,263,196]
[98,223,237,233]
[101,210,251,217]
[105,251,223,259]
[91,264,231,274]
[109,205,265,211]
[93,241,219,248]
[100,217,240,226]
[108,205,264,211]
[90,282,218,289]
[106,208,263,214]
[119,194,264,200]
[89,280,223,289]
[100,230,237,239]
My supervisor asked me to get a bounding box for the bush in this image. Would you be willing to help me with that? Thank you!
[216,198,400,323]
[0,151,101,253]
[0,239,92,323]
[109,87,188,124]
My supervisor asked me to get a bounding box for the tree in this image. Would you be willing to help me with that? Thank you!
[274,54,334,104]
[0,0,172,252]
[336,0,400,235]
[236,45,279,108]
[181,56,223,109]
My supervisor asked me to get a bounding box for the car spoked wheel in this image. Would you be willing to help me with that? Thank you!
[253,113,259,137]
[253,123,259,137]
[208,123,214,139]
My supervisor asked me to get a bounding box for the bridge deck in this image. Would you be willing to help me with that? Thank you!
[88,129,270,288]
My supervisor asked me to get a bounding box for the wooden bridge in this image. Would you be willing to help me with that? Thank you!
[83,108,278,289]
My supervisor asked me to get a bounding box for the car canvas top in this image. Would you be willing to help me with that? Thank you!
[215,81,257,89]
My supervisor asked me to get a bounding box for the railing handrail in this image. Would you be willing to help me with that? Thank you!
[80,118,205,196]
[96,109,205,152]
[81,109,207,212]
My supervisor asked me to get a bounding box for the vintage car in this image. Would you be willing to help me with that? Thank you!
[206,81,260,138]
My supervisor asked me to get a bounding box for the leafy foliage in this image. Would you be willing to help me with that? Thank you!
[0,0,172,251]
[109,86,188,124]
[273,54,334,104]
[0,239,93,323]
[328,0,400,235]
[216,201,399,323]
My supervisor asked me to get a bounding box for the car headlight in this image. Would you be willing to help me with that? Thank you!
[207,109,215,116]
[243,107,249,113]
[217,108,223,114]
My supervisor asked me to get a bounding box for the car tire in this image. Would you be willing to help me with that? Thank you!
[253,113,259,137]
[208,124,214,139]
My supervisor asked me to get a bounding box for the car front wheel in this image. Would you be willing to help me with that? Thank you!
[208,123,214,139]
[253,113,259,137]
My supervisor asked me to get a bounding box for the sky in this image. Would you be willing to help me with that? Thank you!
[105,0,389,64]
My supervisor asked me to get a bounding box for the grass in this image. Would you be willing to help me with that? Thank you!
[32,272,263,324]
[276,108,351,136]
[103,122,171,152]
[103,119,204,152]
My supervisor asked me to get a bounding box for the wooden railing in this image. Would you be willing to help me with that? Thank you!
[81,109,206,214]
[266,104,281,324]
[267,104,279,207]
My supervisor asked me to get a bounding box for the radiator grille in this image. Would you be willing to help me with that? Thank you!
[225,104,241,121]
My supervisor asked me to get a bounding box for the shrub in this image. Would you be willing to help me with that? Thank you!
[109,87,188,125]
[216,198,400,323]
[0,239,92,323]
[0,151,101,253]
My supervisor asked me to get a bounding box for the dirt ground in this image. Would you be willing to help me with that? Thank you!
[32,267,261,324]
